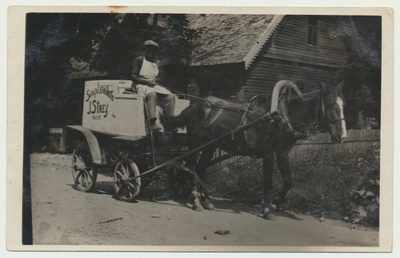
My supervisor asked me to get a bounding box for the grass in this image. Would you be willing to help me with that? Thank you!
[206,143,380,227]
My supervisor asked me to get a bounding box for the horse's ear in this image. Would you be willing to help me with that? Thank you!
[319,82,328,93]
[336,81,344,91]
[336,81,346,103]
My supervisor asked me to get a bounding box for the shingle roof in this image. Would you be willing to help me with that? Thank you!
[189,14,284,69]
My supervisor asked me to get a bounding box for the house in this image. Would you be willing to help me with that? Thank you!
[188,14,350,100]
[77,14,351,101]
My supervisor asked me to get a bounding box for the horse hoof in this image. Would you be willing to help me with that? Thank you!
[202,199,215,210]
[263,212,276,220]
[192,204,204,211]
[263,206,277,220]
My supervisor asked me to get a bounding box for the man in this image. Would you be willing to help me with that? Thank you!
[131,40,176,132]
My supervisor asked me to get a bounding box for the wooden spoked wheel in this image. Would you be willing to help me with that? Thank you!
[113,158,141,202]
[71,143,98,192]
[168,164,194,198]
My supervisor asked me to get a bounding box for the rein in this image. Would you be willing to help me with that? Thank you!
[310,92,324,133]
[326,117,346,124]
[127,110,275,181]
[238,95,258,127]
[170,89,261,115]
[319,92,325,123]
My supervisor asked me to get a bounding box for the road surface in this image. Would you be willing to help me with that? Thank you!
[29,153,379,250]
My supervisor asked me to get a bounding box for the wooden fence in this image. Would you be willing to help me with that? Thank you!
[288,129,380,162]
[211,129,380,169]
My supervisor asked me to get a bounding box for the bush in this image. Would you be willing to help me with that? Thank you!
[206,143,380,227]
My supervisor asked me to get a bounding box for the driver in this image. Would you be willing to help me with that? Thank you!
[131,40,176,132]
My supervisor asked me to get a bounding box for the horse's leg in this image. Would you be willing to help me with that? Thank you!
[196,145,217,210]
[184,151,203,211]
[275,147,293,207]
[262,152,276,220]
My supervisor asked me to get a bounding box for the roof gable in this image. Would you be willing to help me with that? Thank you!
[189,14,284,69]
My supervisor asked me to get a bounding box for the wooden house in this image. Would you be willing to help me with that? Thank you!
[188,15,350,100]
[72,14,352,100]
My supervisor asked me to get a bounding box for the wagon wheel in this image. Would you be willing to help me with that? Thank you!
[71,142,98,192]
[113,158,141,202]
[168,164,194,198]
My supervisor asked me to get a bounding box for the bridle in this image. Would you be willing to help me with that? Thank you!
[310,91,346,133]
[282,89,345,135]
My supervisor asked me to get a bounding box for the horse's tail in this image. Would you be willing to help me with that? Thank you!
[170,101,203,129]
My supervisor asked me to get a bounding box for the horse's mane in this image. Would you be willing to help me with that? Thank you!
[286,84,344,106]
[169,100,204,128]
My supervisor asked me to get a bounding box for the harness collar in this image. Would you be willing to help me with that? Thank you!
[281,89,344,135]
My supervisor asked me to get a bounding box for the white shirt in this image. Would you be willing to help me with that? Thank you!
[136,58,171,95]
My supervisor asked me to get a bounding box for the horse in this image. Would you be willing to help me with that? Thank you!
[170,80,347,219]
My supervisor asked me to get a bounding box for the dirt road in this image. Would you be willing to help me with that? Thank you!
[29,153,378,250]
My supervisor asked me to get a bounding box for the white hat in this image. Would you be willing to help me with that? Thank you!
[144,40,159,49]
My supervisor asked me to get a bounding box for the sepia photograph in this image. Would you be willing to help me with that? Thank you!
[6,4,395,254]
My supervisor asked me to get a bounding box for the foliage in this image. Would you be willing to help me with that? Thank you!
[207,144,380,227]
[25,13,116,150]
[337,53,381,128]
[25,13,198,151]
[159,14,200,65]
[336,16,381,128]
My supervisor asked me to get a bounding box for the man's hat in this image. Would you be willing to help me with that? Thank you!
[144,40,159,49]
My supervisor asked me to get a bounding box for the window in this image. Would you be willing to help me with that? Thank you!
[307,16,318,47]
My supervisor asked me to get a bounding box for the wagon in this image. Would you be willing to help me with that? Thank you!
[67,78,288,204]
[67,80,195,201]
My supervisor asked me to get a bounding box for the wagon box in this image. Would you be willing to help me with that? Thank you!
[82,80,146,136]
[82,80,189,136]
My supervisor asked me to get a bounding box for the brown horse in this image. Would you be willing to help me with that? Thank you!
[170,80,347,219]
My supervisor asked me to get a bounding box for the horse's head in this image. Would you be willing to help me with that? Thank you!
[320,82,348,143]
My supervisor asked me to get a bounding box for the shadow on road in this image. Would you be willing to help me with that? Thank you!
[69,180,305,222]
[277,210,304,221]
[67,181,114,195]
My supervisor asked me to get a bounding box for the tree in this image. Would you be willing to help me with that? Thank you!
[336,16,381,129]
[25,13,198,151]
[25,13,117,150]
[89,14,199,80]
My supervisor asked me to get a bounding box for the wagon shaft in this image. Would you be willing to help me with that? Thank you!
[126,110,276,182]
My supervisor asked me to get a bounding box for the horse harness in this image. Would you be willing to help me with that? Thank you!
[278,90,321,135]
[169,89,273,129]
[279,89,345,136]
[204,95,270,127]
